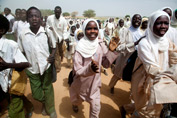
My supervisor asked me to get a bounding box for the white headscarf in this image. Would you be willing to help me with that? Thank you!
[76,19,99,58]
[139,10,170,70]
[74,29,82,42]
[129,15,143,42]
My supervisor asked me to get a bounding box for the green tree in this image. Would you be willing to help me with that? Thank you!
[71,11,78,18]
[83,9,96,18]
[40,9,53,17]
[63,12,70,17]
[125,15,130,18]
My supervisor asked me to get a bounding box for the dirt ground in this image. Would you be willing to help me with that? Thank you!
[0,58,131,118]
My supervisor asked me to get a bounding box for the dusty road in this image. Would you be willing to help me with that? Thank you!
[0,58,131,118]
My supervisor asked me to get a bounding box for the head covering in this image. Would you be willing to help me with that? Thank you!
[171,9,177,26]
[139,10,170,70]
[129,15,143,42]
[74,29,83,42]
[76,19,99,58]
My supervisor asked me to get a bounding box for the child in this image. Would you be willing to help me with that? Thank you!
[69,19,119,118]
[0,14,33,118]
[17,7,57,118]
[131,10,177,118]
[65,25,76,68]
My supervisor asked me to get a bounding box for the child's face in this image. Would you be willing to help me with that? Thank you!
[153,15,169,37]
[71,26,76,34]
[85,21,99,41]
[77,32,84,41]
[163,8,172,20]
[119,19,124,27]
[132,14,142,28]
[27,9,41,28]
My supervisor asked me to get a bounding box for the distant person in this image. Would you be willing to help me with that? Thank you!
[14,8,21,21]
[140,17,148,35]
[13,9,29,41]
[171,9,177,29]
[18,6,57,118]
[46,6,68,73]
[3,7,15,40]
[162,7,177,46]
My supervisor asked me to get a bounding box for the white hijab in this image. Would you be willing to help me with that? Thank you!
[76,19,99,58]
[74,29,82,42]
[139,10,170,70]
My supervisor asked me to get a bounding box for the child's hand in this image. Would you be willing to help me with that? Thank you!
[47,54,55,64]
[91,59,99,73]
[109,36,120,51]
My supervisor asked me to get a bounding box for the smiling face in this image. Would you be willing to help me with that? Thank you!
[132,14,142,28]
[153,15,169,37]
[85,21,99,41]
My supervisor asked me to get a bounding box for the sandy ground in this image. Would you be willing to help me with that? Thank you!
[0,58,131,118]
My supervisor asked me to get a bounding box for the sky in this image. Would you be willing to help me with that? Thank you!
[0,0,177,17]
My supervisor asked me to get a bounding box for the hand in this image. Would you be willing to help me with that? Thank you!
[47,54,55,64]
[109,36,120,51]
[49,27,53,31]
[91,59,99,73]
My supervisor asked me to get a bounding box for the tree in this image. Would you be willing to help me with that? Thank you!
[125,15,130,18]
[40,9,53,17]
[83,9,96,18]
[71,11,78,18]
[63,12,70,17]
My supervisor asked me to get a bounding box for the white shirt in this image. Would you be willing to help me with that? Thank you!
[12,20,30,40]
[46,15,68,43]
[0,37,28,92]
[18,26,55,75]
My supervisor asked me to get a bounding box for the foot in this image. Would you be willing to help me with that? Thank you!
[72,105,79,113]
[110,87,114,94]
[26,107,34,118]
[50,111,57,118]
[42,104,48,116]
[120,106,126,118]
[103,69,108,76]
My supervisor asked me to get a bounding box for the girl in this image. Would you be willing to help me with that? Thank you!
[65,25,76,67]
[69,19,119,118]
[131,10,177,117]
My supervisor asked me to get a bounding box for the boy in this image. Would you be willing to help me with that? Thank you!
[18,7,57,118]
[0,14,33,118]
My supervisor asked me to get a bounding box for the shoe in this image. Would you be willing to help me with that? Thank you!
[110,87,114,94]
[25,112,33,118]
[50,111,57,118]
[26,108,34,118]
[72,105,79,113]
[42,104,48,116]
[120,106,126,118]
[103,69,108,76]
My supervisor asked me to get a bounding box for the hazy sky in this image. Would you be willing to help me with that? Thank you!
[0,0,177,17]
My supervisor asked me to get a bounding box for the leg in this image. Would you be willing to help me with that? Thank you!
[8,94,25,118]
[22,95,33,118]
[41,67,56,117]
[55,43,61,73]
[88,89,101,118]
[25,70,45,103]
[108,75,121,94]
[58,40,64,62]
